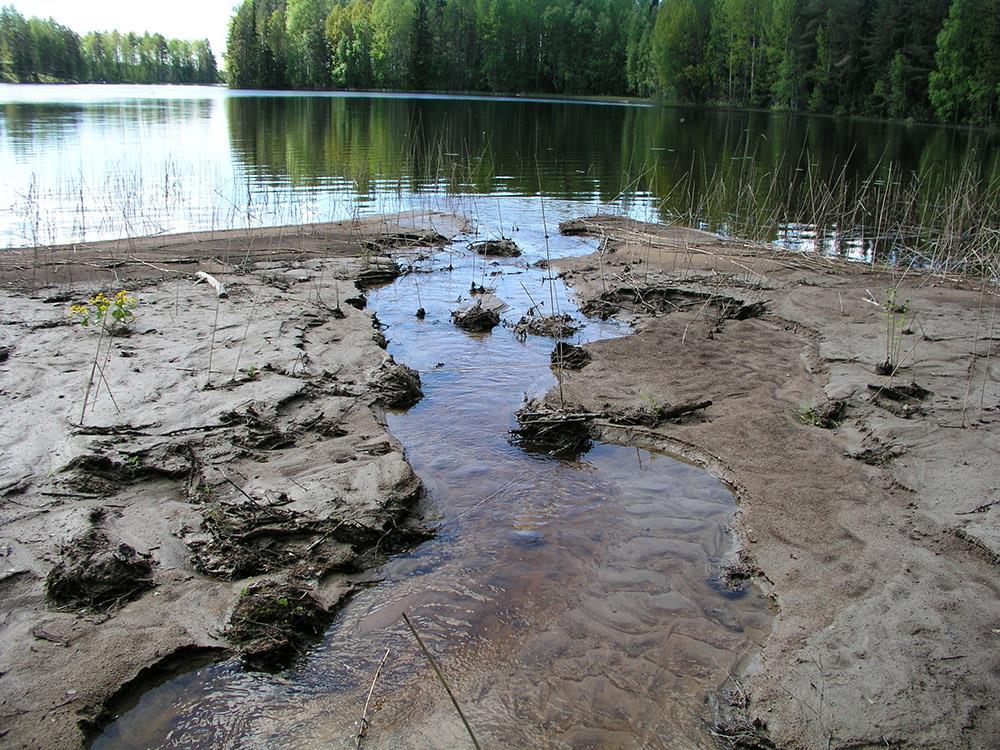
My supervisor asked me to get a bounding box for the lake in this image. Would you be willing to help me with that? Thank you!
[2,84,997,263]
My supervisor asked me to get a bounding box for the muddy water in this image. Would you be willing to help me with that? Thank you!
[93,205,772,749]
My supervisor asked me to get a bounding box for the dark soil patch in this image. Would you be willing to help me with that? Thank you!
[557,215,618,237]
[368,358,423,409]
[355,263,403,290]
[513,313,580,339]
[187,501,321,580]
[581,285,766,323]
[468,238,521,257]
[452,301,500,332]
[551,343,591,370]
[361,230,448,253]
[512,400,598,458]
[46,522,155,611]
[226,581,330,670]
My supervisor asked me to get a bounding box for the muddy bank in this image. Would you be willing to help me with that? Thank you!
[547,215,999,749]
[0,213,462,748]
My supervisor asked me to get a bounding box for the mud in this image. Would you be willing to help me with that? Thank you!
[0,212,463,748]
[512,312,579,338]
[46,513,155,611]
[467,238,521,257]
[551,216,1000,749]
[550,341,591,369]
[225,580,332,670]
[450,299,501,332]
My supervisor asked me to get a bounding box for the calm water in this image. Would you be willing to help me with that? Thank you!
[1,84,997,259]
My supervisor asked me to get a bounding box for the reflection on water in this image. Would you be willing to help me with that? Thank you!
[93,213,771,749]
[1,85,997,262]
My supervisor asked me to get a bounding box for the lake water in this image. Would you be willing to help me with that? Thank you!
[2,84,997,261]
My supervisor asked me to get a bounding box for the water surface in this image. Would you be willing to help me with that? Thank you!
[2,84,996,261]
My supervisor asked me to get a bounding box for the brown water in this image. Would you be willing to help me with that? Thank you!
[92,217,772,749]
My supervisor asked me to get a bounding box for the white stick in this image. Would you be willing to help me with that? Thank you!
[195,271,227,298]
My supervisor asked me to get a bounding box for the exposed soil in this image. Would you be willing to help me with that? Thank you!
[549,215,1000,749]
[467,237,521,257]
[512,312,580,338]
[550,341,591,370]
[451,298,502,332]
[0,213,462,748]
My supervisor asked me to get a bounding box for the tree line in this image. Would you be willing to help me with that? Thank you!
[0,6,218,84]
[225,0,998,126]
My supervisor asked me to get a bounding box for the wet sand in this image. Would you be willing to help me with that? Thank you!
[0,214,463,747]
[549,216,999,748]
[2,211,997,749]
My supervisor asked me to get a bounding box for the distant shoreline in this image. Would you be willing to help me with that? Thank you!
[2,80,996,133]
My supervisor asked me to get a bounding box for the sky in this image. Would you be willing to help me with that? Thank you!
[8,1,235,63]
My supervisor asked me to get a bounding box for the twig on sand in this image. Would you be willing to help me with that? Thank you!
[356,647,390,749]
[401,612,482,750]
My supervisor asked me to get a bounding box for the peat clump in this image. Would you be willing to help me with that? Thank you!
[513,313,580,339]
[468,238,521,257]
[368,358,423,408]
[46,520,155,610]
[226,580,330,670]
[551,342,591,370]
[452,300,501,332]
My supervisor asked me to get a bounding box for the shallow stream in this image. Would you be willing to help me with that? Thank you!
[93,201,772,749]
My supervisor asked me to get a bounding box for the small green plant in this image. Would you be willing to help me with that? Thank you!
[877,290,909,377]
[639,392,664,419]
[245,364,259,380]
[69,290,138,423]
[794,400,846,429]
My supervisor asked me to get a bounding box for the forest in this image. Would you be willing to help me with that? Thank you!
[225,0,999,126]
[0,6,218,85]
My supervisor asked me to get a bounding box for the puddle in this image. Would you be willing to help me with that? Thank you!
[92,203,772,749]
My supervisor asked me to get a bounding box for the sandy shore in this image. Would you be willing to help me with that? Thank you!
[0,214,464,748]
[544,216,999,749]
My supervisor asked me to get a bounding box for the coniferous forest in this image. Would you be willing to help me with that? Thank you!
[225,0,999,126]
[0,6,218,85]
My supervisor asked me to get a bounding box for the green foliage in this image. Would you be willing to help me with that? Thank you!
[213,0,999,126]
[929,0,1000,125]
[0,5,217,84]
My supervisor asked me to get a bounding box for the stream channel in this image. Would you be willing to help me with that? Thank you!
[92,200,773,749]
